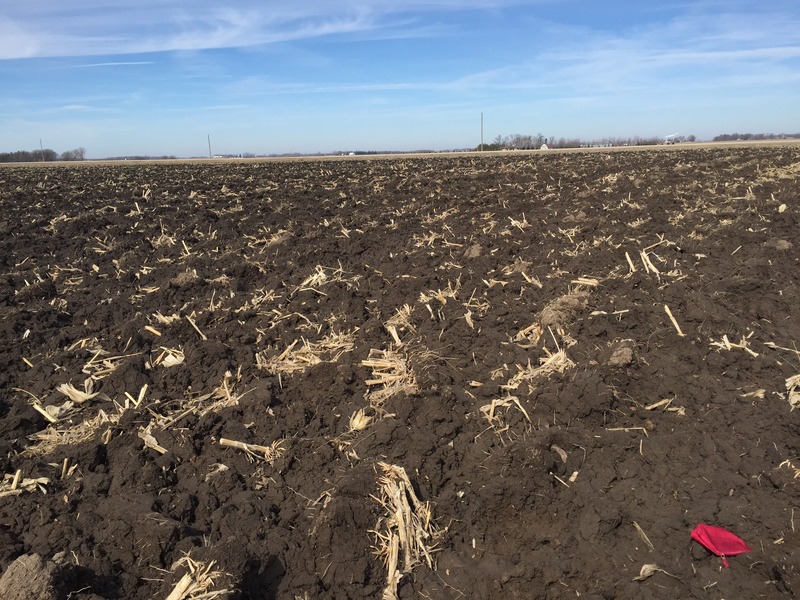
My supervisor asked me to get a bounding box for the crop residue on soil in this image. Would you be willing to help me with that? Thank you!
[1,146,799,599]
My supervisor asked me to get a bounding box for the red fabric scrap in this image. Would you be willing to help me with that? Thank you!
[691,523,751,567]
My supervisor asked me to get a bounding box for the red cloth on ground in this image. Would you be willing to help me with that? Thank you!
[691,524,751,567]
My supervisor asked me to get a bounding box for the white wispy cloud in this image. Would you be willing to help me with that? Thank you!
[57,104,123,114]
[521,6,800,98]
[73,61,155,68]
[0,0,531,59]
[0,17,41,58]
[198,104,252,111]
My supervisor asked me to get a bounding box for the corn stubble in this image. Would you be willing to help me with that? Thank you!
[2,146,799,599]
[371,463,440,600]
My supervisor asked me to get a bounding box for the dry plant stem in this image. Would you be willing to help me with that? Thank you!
[220,438,270,454]
[32,403,59,424]
[124,384,149,408]
[83,351,141,380]
[386,324,402,345]
[138,427,167,454]
[185,315,208,340]
[640,250,660,275]
[633,521,655,552]
[503,345,575,390]
[382,535,402,600]
[160,407,197,430]
[625,251,637,273]
[663,304,686,337]
[166,574,196,600]
[608,426,649,437]
[571,277,599,286]
[710,333,759,357]
[645,398,673,410]
[25,402,128,456]
[786,374,800,410]
[513,322,543,347]
[257,331,356,375]
[0,472,49,498]
[219,438,285,463]
[372,463,439,600]
[12,387,42,404]
[166,556,230,600]
[480,396,531,436]
[362,348,418,407]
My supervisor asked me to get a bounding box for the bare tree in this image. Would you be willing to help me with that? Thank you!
[60,147,86,161]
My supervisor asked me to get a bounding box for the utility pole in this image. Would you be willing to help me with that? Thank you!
[207,134,212,159]
[480,113,484,152]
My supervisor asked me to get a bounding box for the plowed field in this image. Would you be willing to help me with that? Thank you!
[1,145,799,599]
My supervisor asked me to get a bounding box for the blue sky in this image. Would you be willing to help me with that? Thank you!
[1,0,798,157]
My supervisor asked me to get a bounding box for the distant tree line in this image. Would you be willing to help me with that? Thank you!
[479,133,551,150]
[475,134,700,151]
[104,155,178,161]
[0,147,86,163]
[713,132,800,142]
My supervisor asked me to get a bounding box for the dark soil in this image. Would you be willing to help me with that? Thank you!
[1,146,799,599]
